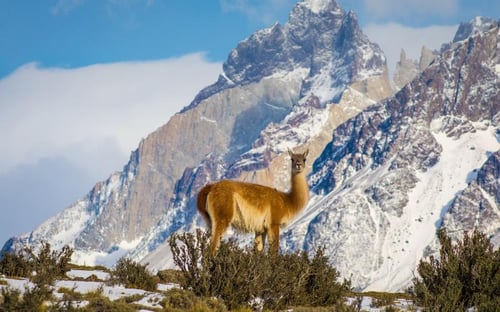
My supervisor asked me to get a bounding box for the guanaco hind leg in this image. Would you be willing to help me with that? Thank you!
[210,219,229,254]
[207,191,233,254]
[254,231,266,252]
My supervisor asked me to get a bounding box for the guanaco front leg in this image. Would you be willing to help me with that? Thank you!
[268,224,280,255]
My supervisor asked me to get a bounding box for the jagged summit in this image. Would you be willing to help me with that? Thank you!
[393,46,437,89]
[453,16,499,43]
[301,0,340,14]
[186,0,385,109]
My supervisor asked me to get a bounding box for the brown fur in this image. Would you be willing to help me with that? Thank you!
[197,183,213,231]
[197,148,309,255]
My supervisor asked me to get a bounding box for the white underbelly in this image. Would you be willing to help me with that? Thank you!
[231,194,269,232]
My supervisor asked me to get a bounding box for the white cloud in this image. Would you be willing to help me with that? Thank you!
[363,0,458,20]
[363,23,458,76]
[0,53,222,178]
[0,53,221,244]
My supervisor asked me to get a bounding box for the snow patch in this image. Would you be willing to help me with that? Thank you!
[71,238,143,268]
[221,70,235,85]
[365,118,500,291]
[306,63,344,102]
[303,0,337,14]
[200,115,216,123]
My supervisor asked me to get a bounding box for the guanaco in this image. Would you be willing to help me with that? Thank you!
[197,148,309,255]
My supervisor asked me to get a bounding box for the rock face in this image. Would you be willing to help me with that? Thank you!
[4,1,499,292]
[393,46,437,89]
[443,150,500,241]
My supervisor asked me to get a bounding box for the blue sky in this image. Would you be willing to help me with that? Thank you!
[0,0,499,245]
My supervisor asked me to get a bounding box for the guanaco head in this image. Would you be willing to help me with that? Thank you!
[288,148,309,175]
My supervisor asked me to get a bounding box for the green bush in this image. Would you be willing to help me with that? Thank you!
[0,284,54,312]
[27,242,73,287]
[161,288,227,312]
[80,289,136,312]
[0,250,32,278]
[110,257,158,291]
[157,268,185,285]
[168,229,350,310]
[0,241,73,286]
[410,228,500,311]
[0,242,73,312]
[0,287,23,312]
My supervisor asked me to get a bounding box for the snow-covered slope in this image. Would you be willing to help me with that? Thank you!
[290,119,498,291]
[284,20,500,290]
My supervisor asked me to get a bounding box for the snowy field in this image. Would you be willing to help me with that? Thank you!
[0,269,175,311]
[0,268,417,311]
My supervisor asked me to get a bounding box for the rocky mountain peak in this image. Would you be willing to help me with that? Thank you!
[188,0,385,108]
[393,46,438,89]
[453,16,499,43]
[300,0,341,14]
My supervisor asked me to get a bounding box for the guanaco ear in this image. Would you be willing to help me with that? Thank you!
[303,149,309,158]
[288,148,293,157]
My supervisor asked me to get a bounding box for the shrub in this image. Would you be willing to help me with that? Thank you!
[0,242,73,311]
[25,242,73,287]
[168,229,350,310]
[57,285,84,301]
[83,293,136,312]
[0,284,54,312]
[0,287,23,312]
[0,241,73,285]
[161,288,227,311]
[110,257,158,291]
[157,269,185,285]
[363,291,410,308]
[410,228,500,311]
[0,250,32,278]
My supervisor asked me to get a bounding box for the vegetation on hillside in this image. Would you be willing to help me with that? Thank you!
[410,228,500,311]
[168,229,352,310]
[0,228,498,311]
[0,241,73,311]
[109,257,158,291]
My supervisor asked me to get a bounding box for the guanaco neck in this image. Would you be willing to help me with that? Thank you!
[286,171,309,212]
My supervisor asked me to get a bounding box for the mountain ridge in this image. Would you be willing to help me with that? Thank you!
[284,21,500,290]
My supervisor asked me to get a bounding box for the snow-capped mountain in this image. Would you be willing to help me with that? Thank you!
[3,0,499,292]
